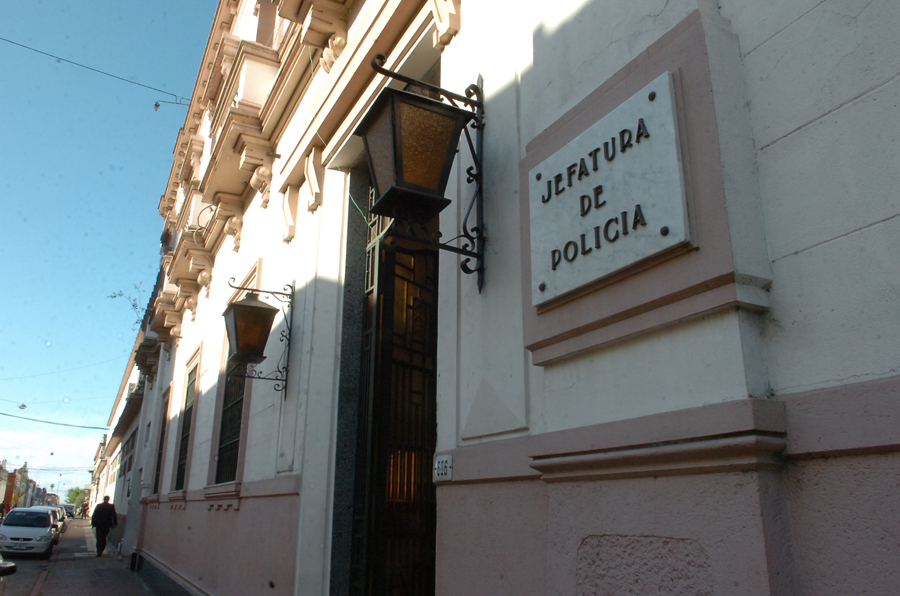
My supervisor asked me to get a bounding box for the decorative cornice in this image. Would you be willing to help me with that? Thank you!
[225,213,244,252]
[150,285,184,351]
[177,281,202,322]
[186,135,205,182]
[430,0,460,50]
[277,0,315,23]
[209,41,279,136]
[134,334,162,378]
[276,1,438,190]
[201,33,241,106]
[300,0,348,49]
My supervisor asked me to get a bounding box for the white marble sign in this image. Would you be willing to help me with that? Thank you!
[529,73,688,306]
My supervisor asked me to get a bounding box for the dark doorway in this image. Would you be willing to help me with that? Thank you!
[349,189,439,596]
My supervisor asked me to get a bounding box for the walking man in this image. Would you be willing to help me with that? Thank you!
[91,496,117,557]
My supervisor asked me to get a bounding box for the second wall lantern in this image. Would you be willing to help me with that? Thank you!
[222,279,295,397]
[222,291,279,364]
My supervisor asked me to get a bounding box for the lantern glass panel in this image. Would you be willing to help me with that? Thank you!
[223,294,279,363]
[398,101,459,191]
[364,101,395,197]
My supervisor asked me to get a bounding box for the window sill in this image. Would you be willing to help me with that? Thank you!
[204,481,241,500]
[167,490,186,502]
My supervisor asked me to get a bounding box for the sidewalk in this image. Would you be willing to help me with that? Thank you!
[28,519,191,596]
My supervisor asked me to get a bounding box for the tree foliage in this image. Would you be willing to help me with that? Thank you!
[109,282,147,330]
[67,487,85,505]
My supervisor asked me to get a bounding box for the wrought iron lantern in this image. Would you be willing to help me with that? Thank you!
[222,279,294,396]
[356,87,474,224]
[222,292,279,364]
[356,54,487,291]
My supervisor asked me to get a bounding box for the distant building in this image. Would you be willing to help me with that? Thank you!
[90,435,107,512]
[0,462,8,512]
[97,336,147,553]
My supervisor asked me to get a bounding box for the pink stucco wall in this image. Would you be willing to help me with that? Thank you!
[437,482,548,596]
[435,376,900,596]
[785,453,900,596]
[437,472,787,596]
[140,477,299,596]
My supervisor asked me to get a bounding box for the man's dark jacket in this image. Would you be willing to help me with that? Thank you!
[91,502,117,530]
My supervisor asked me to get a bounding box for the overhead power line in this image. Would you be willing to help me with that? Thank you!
[0,411,108,430]
[0,356,124,382]
[0,36,190,104]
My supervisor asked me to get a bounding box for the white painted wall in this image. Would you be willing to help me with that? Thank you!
[719,0,900,393]
[436,0,900,445]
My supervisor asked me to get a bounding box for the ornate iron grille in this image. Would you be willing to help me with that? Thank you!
[152,395,169,495]
[350,202,438,596]
[215,359,247,484]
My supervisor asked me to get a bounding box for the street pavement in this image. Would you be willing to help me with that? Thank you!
[2,518,189,596]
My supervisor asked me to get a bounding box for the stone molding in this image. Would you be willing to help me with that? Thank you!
[203,481,242,501]
[437,374,900,486]
[530,433,786,483]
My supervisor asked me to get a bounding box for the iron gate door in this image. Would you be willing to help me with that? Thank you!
[351,230,439,596]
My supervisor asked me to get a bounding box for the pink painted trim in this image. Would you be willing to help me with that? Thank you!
[780,374,900,458]
[519,10,746,363]
[531,277,752,364]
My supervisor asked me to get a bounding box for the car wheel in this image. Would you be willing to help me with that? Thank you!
[41,545,53,560]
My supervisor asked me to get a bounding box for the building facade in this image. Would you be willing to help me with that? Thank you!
[113,1,900,595]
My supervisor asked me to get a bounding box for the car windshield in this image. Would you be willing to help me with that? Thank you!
[2,511,50,527]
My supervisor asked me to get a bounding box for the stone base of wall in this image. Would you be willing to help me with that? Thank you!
[436,374,900,596]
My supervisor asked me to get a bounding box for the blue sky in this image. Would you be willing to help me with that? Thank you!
[0,0,217,497]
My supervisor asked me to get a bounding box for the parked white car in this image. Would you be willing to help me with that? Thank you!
[0,509,55,559]
[27,507,65,538]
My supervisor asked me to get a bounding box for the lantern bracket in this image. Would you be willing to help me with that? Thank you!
[226,278,294,397]
[371,54,486,292]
